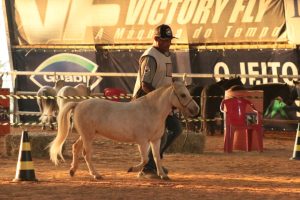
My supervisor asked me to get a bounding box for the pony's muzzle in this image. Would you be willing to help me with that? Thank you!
[189,104,200,117]
[183,103,199,118]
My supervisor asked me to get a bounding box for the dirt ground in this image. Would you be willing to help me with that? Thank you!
[0,128,300,200]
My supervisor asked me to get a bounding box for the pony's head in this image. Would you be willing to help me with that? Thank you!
[278,83,296,105]
[54,80,65,91]
[221,76,243,90]
[273,83,296,106]
[172,81,200,117]
[74,83,91,96]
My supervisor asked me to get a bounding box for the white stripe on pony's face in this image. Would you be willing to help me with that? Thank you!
[172,81,200,117]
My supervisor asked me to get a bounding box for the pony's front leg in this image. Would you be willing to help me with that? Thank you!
[150,139,169,180]
[128,142,149,172]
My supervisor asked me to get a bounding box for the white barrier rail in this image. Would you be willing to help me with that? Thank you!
[1,71,300,79]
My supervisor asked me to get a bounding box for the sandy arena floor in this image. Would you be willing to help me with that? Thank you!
[0,129,300,200]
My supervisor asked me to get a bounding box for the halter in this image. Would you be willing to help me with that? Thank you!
[172,86,194,108]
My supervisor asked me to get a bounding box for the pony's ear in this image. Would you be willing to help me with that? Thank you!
[172,78,185,86]
[55,80,65,88]
[172,80,184,89]
[172,77,183,82]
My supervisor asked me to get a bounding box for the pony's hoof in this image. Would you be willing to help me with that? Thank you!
[93,174,102,180]
[160,175,170,180]
[69,169,75,177]
[127,167,134,172]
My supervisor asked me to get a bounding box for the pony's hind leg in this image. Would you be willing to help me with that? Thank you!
[82,138,101,180]
[127,142,149,172]
[48,116,55,130]
[69,136,83,177]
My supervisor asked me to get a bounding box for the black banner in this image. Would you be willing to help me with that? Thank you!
[13,48,300,130]
[190,48,300,86]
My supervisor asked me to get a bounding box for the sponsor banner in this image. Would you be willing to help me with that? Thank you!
[284,0,300,44]
[13,51,99,91]
[14,51,99,119]
[5,0,286,45]
[190,48,300,86]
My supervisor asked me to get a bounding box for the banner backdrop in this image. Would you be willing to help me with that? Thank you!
[284,0,300,44]
[13,48,300,129]
[5,0,286,45]
[190,48,300,86]
[13,48,300,92]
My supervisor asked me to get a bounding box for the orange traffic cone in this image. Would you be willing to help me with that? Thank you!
[290,123,300,160]
[13,131,38,181]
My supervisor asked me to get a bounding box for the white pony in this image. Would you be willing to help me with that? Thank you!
[56,83,91,110]
[37,80,65,130]
[49,81,199,180]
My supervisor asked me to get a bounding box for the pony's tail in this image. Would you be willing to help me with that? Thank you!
[49,102,78,165]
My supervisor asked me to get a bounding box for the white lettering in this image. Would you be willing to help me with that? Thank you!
[245,27,257,37]
[282,62,298,84]
[139,0,154,24]
[193,27,203,38]
[214,62,229,81]
[127,30,135,39]
[175,29,183,38]
[224,26,232,37]
[229,0,246,23]
[125,0,148,25]
[95,28,104,40]
[137,30,145,40]
[114,28,126,39]
[247,62,260,85]
[64,0,120,40]
[234,28,243,38]
[268,62,281,83]
[261,62,268,84]
[239,62,247,84]
[192,0,214,24]
[148,0,167,25]
[212,0,229,23]
[242,0,255,22]
[204,28,212,38]
[43,75,87,83]
[259,27,269,38]
[165,0,182,24]
[255,0,270,22]
[177,0,197,24]
[15,0,69,43]
[272,27,281,37]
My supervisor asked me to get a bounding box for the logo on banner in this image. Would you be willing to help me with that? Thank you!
[30,53,101,89]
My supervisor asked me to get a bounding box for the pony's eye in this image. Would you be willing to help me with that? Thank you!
[180,94,186,98]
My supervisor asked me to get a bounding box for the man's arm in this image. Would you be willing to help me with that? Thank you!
[140,56,157,93]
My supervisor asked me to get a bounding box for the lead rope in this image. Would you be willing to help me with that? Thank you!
[182,114,189,150]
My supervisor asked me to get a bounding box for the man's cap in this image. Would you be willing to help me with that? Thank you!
[154,24,177,40]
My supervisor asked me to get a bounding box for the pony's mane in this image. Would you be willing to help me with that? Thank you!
[133,84,172,101]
